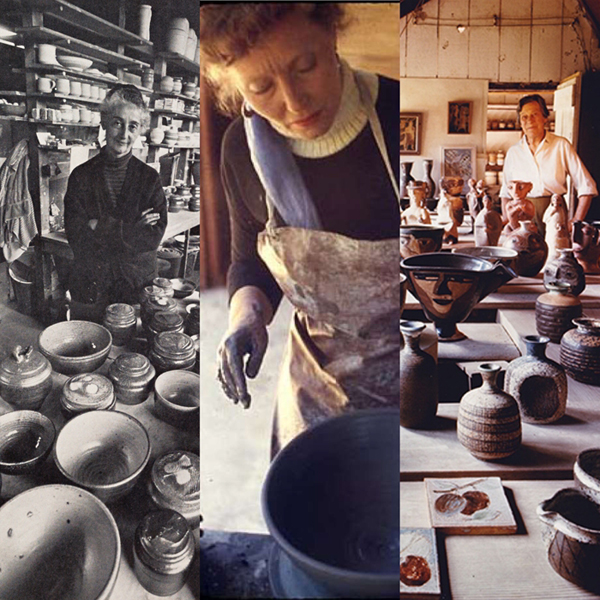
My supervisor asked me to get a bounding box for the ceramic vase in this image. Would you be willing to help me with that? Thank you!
[422,159,436,200]
[400,321,438,429]
[560,318,600,386]
[457,363,521,460]
[400,162,414,200]
[474,198,503,246]
[536,281,582,343]
[504,335,567,424]
[502,220,548,277]
[544,248,586,297]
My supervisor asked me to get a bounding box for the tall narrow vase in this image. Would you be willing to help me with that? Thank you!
[400,162,415,200]
[422,159,436,200]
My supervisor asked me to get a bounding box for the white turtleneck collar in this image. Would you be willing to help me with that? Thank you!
[271,60,379,159]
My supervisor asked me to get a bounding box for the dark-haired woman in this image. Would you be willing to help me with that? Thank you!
[64,84,167,319]
[201,3,400,455]
[500,93,597,233]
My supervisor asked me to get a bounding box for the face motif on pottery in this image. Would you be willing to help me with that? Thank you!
[507,180,533,201]
[440,176,464,196]
[400,234,440,257]
[411,271,477,316]
[572,222,600,254]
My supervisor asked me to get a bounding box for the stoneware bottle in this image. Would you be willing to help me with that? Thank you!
[543,247,586,296]
[504,335,567,424]
[457,363,521,461]
[422,158,436,200]
[536,281,582,343]
[560,318,600,386]
[400,320,438,429]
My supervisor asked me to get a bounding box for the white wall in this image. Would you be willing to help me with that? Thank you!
[401,78,488,186]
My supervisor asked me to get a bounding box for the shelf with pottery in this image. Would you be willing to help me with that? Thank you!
[153,90,199,104]
[152,108,199,121]
[15,64,137,86]
[157,52,199,76]
[29,118,98,127]
[401,479,598,600]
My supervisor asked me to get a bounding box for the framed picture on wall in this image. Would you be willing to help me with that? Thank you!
[441,147,476,194]
[400,112,422,155]
[448,101,472,134]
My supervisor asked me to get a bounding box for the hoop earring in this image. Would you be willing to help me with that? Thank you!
[242,102,254,118]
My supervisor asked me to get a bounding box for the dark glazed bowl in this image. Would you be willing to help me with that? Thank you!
[400,224,445,259]
[38,320,112,375]
[454,246,518,269]
[0,410,55,475]
[262,408,399,598]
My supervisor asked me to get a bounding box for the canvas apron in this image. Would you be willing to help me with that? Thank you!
[257,75,401,456]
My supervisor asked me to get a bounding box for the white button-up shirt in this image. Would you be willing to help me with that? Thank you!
[500,132,597,199]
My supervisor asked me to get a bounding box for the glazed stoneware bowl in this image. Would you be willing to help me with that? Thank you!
[400,224,445,259]
[54,410,151,503]
[400,252,515,341]
[262,408,399,598]
[453,246,518,270]
[0,484,120,600]
[56,54,93,70]
[170,278,197,299]
[574,449,600,506]
[154,370,199,428]
[0,410,55,475]
[38,320,112,375]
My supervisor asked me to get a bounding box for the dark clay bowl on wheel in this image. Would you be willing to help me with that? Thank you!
[262,408,399,599]
[38,320,112,375]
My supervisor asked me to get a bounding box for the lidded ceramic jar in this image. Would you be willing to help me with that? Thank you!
[108,352,155,405]
[0,345,53,410]
[457,363,521,461]
[536,281,582,343]
[103,303,137,346]
[185,304,199,337]
[133,509,195,596]
[153,277,174,298]
[149,332,196,373]
[60,373,115,417]
[502,220,548,277]
[560,318,600,386]
[400,321,438,429]
[148,450,200,529]
[172,77,183,95]
[160,75,174,93]
[148,311,185,345]
[504,335,567,424]
[544,248,586,296]
[140,286,178,331]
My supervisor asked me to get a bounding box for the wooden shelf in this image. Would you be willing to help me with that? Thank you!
[153,90,199,103]
[30,118,99,127]
[157,52,199,76]
[15,26,151,70]
[153,109,199,121]
[29,92,102,104]
[148,143,199,150]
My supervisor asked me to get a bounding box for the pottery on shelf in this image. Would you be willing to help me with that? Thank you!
[543,194,570,267]
[466,178,486,233]
[537,488,600,594]
[400,252,515,341]
[457,363,521,461]
[399,161,415,200]
[536,281,582,343]
[572,221,600,274]
[504,335,567,424]
[422,158,436,201]
[400,224,444,259]
[401,180,431,225]
[474,194,503,247]
[400,321,438,429]
[560,318,600,386]
[502,220,548,277]
[149,127,165,145]
[544,248,586,297]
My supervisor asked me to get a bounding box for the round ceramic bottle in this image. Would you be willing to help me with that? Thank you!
[457,363,521,460]
[560,318,600,386]
[504,335,567,424]
[536,281,582,343]
[400,321,438,429]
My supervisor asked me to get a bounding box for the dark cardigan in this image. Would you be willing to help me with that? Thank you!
[221,75,400,313]
[64,150,168,305]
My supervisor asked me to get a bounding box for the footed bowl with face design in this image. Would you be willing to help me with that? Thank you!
[400,224,445,259]
[400,253,516,341]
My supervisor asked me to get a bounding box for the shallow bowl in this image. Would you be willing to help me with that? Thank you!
[0,103,27,116]
[0,484,120,600]
[170,278,196,299]
[400,224,445,259]
[574,448,600,505]
[453,246,518,269]
[56,55,93,71]
[154,370,199,428]
[0,410,55,475]
[54,410,151,503]
[263,408,399,598]
[38,320,112,375]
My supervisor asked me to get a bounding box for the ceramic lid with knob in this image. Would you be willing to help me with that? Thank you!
[0,346,52,388]
[60,373,115,415]
[109,352,154,381]
[149,451,200,528]
[153,332,195,359]
[150,311,184,332]
[104,303,136,325]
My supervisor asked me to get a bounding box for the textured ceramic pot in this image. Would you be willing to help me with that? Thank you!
[537,488,600,593]
[60,373,116,417]
[574,449,600,506]
[502,220,548,277]
[560,318,600,386]
[536,281,582,343]
[149,332,196,373]
[400,224,444,259]
[400,253,515,341]
[400,321,438,429]
[457,363,521,460]
[504,335,567,424]
[544,248,586,296]
[0,345,53,410]
[103,303,137,347]
[108,352,156,405]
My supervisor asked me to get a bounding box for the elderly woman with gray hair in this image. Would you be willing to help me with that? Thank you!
[64,84,167,318]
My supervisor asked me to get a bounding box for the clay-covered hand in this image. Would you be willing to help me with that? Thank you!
[217,311,268,409]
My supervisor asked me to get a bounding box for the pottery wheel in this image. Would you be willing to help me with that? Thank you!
[268,543,341,599]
